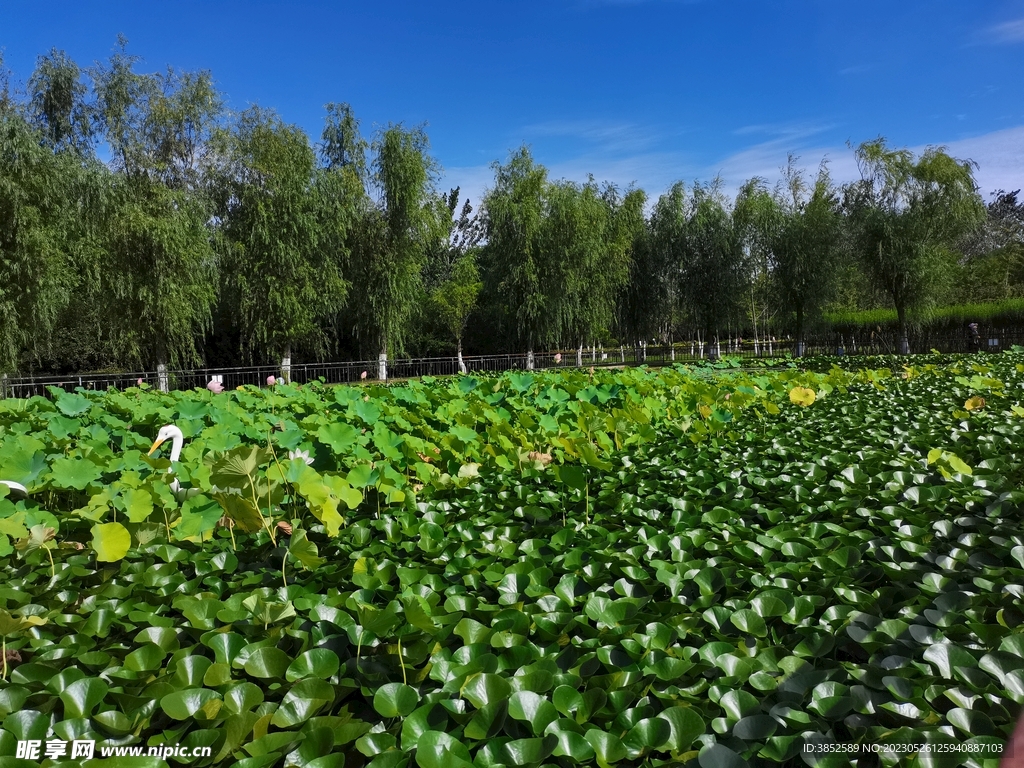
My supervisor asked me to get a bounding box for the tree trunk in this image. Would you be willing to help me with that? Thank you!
[641,340,647,363]
[670,329,675,361]
[526,349,534,370]
[576,343,583,368]
[897,306,909,354]
[457,338,466,374]
[378,344,388,381]
[591,344,596,363]
[794,306,805,358]
[281,342,292,384]
[157,359,169,393]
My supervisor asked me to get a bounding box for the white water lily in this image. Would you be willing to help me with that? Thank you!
[288,448,314,465]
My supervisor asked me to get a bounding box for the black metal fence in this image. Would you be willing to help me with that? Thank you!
[1,327,1020,399]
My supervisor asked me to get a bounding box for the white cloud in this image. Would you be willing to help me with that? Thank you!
[985,18,1024,43]
[934,124,1024,196]
[522,119,661,154]
[440,123,1024,211]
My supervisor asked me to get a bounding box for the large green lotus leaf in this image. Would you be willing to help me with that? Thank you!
[90,522,131,562]
[347,464,379,489]
[210,446,268,488]
[0,441,47,487]
[463,673,511,709]
[694,567,725,596]
[271,678,335,727]
[923,643,977,679]
[508,690,558,735]
[698,743,749,768]
[508,373,534,393]
[657,706,704,751]
[287,649,340,681]
[504,734,557,766]
[173,656,214,688]
[401,703,448,751]
[356,731,398,757]
[729,609,767,637]
[584,729,627,766]
[213,492,266,533]
[555,465,587,491]
[243,647,292,679]
[578,442,612,471]
[223,683,265,715]
[464,699,508,740]
[319,423,360,454]
[59,677,108,719]
[732,714,776,740]
[550,727,596,761]
[124,643,167,673]
[52,390,92,417]
[135,626,180,652]
[50,457,102,490]
[373,683,420,718]
[414,731,473,768]
[161,688,221,720]
[622,717,671,753]
[553,685,583,717]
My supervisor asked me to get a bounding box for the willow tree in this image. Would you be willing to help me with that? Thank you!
[613,187,653,359]
[28,48,92,152]
[679,181,747,357]
[635,183,688,358]
[481,147,549,368]
[90,39,221,387]
[540,179,634,365]
[348,124,437,380]
[0,107,88,374]
[736,158,844,355]
[844,139,985,353]
[220,107,348,378]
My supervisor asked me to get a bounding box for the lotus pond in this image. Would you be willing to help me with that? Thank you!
[0,357,1022,767]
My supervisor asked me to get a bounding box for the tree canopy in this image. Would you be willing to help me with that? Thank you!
[0,44,1015,376]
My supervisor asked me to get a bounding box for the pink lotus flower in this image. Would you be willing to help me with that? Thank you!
[267,375,276,386]
[360,371,368,380]
[553,353,562,364]
[136,378,144,387]
[207,379,224,394]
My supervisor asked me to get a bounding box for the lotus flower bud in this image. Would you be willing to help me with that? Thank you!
[267,375,276,386]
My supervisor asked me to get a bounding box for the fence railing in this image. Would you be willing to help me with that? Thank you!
[1,328,1019,399]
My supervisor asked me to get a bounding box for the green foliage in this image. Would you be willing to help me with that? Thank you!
[481,146,549,352]
[345,124,438,371]
[736,157,845,346]
[844,138,987,349]
[826,297,1024,331]
[428,251,481,351]
[2,357,1024,762]
[679,181,748,343]
[221,107,349,364]
[0,110,88,372]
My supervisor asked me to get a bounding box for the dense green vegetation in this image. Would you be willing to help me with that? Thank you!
[1,44,1021,378]
[0,355,1022,765]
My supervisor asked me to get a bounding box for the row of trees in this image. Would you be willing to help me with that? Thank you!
[1,43,1020,381]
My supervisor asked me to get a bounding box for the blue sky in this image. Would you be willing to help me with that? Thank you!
[4,0,1023,207]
